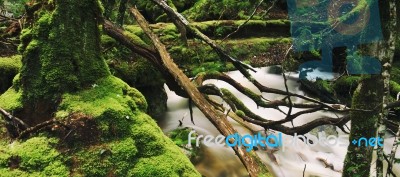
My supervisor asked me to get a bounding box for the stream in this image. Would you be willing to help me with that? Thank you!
[155,66,400,177]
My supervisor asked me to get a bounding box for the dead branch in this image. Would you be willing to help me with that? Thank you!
[195,72,369,113]
[130,7,270,176]
[317,158,342,172]
[16,118,70,140]
[17,119,57,139]
[0,108,28,129]
[200,87,349,135]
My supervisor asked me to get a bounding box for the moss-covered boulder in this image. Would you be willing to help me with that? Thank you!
[0,76,200,176]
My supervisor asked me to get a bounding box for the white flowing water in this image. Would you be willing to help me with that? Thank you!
[155,67,400,177]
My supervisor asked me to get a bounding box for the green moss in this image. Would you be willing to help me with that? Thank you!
[128,144,199,177]
[75,138,138,176]
[56,76,147,118]
[221,88,264,121]
[167,128,194,147]
[0,55,22,93]
[0,87,23,111]
[19,0,110,103]
[390,81,400,96]
[167,37,291,77]
[182,0,263,21]
[108,58,165,87]
[53,75,200,176]
[343,75,382,176]
[235,110,246,117]
[69,112,200,176]
[333,76,360,93]
[122,31,149,47]
[314,79,334,94]
[101,35,116,47]
[391,62,400,83]
[0,137,69,177]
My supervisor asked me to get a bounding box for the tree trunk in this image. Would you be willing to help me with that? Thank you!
[342,76,383,177]
[17,0,109,126]
[342,1,396,176]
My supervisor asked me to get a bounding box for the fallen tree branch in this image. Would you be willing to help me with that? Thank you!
[200,86,350,135]
[103,20,188,97]
[17,119,58,139]
[0,108,29,129]
[151,0,256,74]
[16,118,70,140]
[195,72,371,113]
[130,7,271,176]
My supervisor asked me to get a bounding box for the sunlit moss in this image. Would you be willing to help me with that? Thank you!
[0,55,21,93]
[0,137,69,177]
[53,75,199,176]
[235,110,246,117]
[0,87,23,111]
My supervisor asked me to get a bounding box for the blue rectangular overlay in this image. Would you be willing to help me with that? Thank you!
[287,0,383,77]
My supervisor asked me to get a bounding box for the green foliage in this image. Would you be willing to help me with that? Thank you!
[190,62,225,76]
[112,58,164,86]
[1,0,29,17]
[168,128,195,146]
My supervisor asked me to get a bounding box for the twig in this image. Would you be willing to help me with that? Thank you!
[16,119,67,139]
[383,153,398,177]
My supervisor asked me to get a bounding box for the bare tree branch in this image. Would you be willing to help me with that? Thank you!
[129,7,270,176]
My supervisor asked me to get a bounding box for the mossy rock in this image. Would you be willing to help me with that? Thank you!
[0,137,69,177]
[0,76,200,176]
